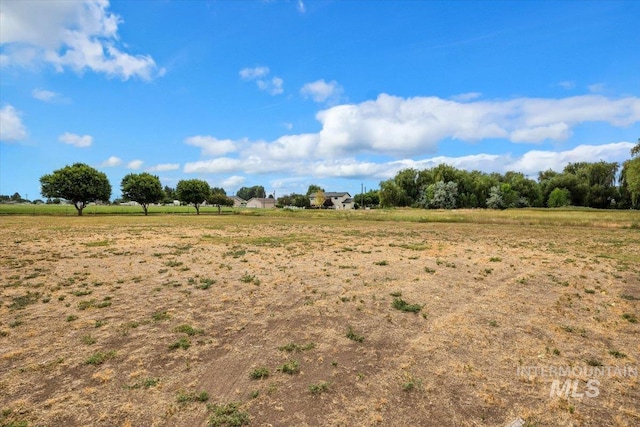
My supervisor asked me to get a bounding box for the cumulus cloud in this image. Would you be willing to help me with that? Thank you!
[127,159,143,170]
[184,158,241,174]
[58,132,92,147]
[222,175,246,189]
[148,163,179,172]
[100,156,122,167]
[184,135,239,156]
[300,79,343,104]
[451,92,482,102]
[0,105,27,141]
[32,88,59,102]
[240,65,283,95]
[0,0,160,80]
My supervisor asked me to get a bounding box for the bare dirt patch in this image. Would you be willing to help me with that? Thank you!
[1,214,638,426]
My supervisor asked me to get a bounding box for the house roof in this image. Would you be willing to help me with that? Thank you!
[247,198,276,203]
[324,192,350,197]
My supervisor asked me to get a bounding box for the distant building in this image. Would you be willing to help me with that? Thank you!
[310,192,354,210]
[231,196,247,207]
[246,197,276,209]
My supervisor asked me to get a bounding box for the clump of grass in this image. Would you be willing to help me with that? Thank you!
[586,358,603,367]
[9,292,40,310]
[346,326,364,343]
[622,313,638,323]
[308,381,330,395]
[175,324,204,336]
[208,402,249,427]
[278,342,315,353]
[81,334,96,345]
[389,291,402,297]
[489,257,502,262]
[152,311,170,321]
[66,314,79,322]
[584,288,596,294]
[85,350,116,365]
[488,320,498,327]
[126,377,160,389]
[392,298,422,313]
[402,374,423,392]
[164,260,183,267]
[169,337,191,350]
[620,294,639,301]
[250,367,270,379]
[240,273,260,286]
[277,360,300,374]
[373,260,388,266]
[609,350,626,358]
[198,278,216,290]
[424,267,436,274]
[177,390,209,403]
[94,319,107,328]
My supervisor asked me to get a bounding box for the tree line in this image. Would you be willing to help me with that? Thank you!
[38,164,234,216]
[379,140,640,210]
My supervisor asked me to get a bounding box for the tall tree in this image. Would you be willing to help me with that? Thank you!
[306,184,324,196]
[176,179,210,215]
[120,173,165,215]
[208,188,233,214]
[622,138,640,208]
[40,163,111,216]
[236,185,265,200]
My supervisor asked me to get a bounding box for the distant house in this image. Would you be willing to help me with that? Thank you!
[310,192,355,210]
[246,197,276,209]
[231,196,246,207]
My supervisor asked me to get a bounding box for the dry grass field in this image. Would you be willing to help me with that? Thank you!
[1,211,638,426]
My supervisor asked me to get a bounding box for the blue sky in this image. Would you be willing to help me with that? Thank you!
[1,0,639,200]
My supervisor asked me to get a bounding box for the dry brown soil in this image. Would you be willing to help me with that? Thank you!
[0,214,638,426]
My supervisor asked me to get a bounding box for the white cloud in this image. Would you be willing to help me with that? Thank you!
[558,81,575,90]
[58,132,92,147]
[184,158,241,174]
[100,156,122,167]
[127,159,143,170]
[297,0,306,13]
[148,163,179,172]
[0,105,27,141]
[451,92,482,102]
[184,135,239,156]
[300,79,343,103]
[313,94,640,157]
[240,65,283,95]
[222,175,246,189]
[0,0,159,80]
[32,88,59,102]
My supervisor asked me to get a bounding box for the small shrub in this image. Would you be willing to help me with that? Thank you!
[424,267,436,274]
[609,350,626,358]
[278,342,315,353]
[169,337,191,350]
[373,260,388,266]
[622,313,638,323]
[208,402,249,427]
[489,257,502,262]
[175,324,204,336]
[81,334,96,345]
[392,298,422,313]
[152,311,171,321]
[308,381,330,395]
[66,314,79,322]
[85,351,116,365]
[278,360,300,374]
[346,326,364,343]
[250,367,270,379]
[177,390,209,403]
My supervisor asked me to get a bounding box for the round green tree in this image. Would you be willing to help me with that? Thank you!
[176,179,210,214]
[120,173,165,215]
[40,163,112,216]
[208,188,234,214]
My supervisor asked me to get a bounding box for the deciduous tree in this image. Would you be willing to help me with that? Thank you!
[120,173,164,215]
[40,163,111,216]
[176,179,210,214]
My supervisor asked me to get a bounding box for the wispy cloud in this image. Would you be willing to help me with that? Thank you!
[148,163,180,172]
[184,135,239,156]
[58,132,92,148]
[0,0,161,80]
[297,0,306,13]
[32,88,62,103]
[0,105,27,142]
[240,65,283,95]
[100,156,122,167]
[300,79,343,104]
[127,160,144,170]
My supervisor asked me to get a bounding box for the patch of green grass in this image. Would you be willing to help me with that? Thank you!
[424,267,436,274]
[85,350,116,365]
[81,334,96,345]
[373,260,388,266]
[169,337,191,350]
[164,260,183,268]
[9,291,40,310]
[346,326,364,343]
[84,240,110,247]
[620,294,639,301]
[308,381,331,395]
[278,342,315,353]
[126,377,160,389]
[622,313,638,323]
[489,257,502,262]
[66,314,79,322]
[177,390,209,403]
[488,320,498,327]
[277,359,300,374]
[392,298,422,313]
[71,289,92,297]
[250,367,270,379]
[94,319,107,328]
[152,311,171,321]
[584,288,596,294]
[609,350,626,358]
[240,273,260,285]
[175,324,204,336]
[402,373,423,392]
[198,278,216,290]
[207,402,249,427]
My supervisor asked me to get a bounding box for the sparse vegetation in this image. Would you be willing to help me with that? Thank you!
[392,298,423,313]
[309,381,331,395]
[277,360,300,374]
[346,326,365,343]
[250,367,270,379]
[207,402,249,427]
[85,351,116,365]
